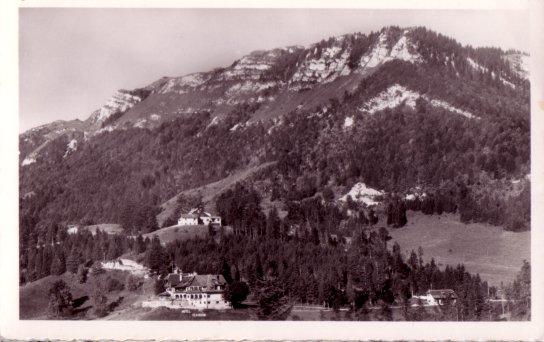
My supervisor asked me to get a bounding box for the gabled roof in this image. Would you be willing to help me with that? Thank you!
[188,208,219,218]
[173,274,227,291]
[428,289,457,299]
[179,214,199,219]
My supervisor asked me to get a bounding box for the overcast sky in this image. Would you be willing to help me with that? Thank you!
[19,8,529,132]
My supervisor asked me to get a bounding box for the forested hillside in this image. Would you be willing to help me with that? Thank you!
[20,26,530,285]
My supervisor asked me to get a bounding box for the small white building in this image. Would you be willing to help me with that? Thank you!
[67,224,79,235]
[178,208,222,226]
[178,213,199,226]
[159,270,231,310]
[413,289,458,306]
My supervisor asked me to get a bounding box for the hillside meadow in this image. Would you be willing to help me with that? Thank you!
[384,211,530,286]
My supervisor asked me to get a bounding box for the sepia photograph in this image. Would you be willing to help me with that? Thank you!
[2,0,544,340]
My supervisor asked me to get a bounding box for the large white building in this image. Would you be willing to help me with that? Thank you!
[158,270,231,310]
[178,208,222,226]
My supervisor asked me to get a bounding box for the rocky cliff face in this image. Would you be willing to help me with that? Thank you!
[20,26,529,166]
[88,90,143,124]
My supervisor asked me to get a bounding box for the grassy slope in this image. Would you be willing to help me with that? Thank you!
[20,269,153,320]
[20,272,92,319]
[83,223,123,235]
[383,211,530,286]
[142,224,209,244]
[156,161,276,226]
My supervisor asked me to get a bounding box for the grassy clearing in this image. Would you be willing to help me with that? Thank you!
[19,268,153,320]
[83,223,123,235]
[142,224,209,244]
[19,272,91,319]
[382,211,530,286]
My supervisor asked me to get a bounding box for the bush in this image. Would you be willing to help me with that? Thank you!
[223,281,250,308]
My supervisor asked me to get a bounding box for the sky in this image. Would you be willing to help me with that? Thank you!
[19,8,529,132]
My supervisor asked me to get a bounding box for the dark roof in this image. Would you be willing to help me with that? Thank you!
[173,274,227,291]
[179,214,198,219]
[428,289,457,299]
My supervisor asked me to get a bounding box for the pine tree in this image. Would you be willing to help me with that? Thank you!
[255,253,264,281]
[135,234,146,253]
[146,236,165,274]
[66,248,80,274]
[221,258,233,284]
[266,207,281,239]
[91,280,109,318]
[50,252,66,276]
[77,264,88,284]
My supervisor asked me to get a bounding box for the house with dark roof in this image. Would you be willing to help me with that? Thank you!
[160,269,230,310]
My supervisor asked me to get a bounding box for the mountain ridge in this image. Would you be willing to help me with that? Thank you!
[19,25,530,234]
[20,25,529,152]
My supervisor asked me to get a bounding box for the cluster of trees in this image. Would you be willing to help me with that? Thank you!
[141,226,493,320]
[24,173,529,321]
[347,31,379,70]
[19,223,148,284]
[504,260,531,320]
[385,196,407,228]
[216,183,267,237]
[47,264,142,319]
[403,173,530,231]
[118,201,159,234]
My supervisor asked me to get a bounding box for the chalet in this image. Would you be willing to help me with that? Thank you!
[177,213,199,226]
[159,269,230,310]
[414,289,458,306]
[178,208,222,226]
